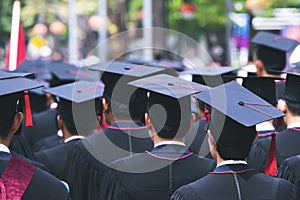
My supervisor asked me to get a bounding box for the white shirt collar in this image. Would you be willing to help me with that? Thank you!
[0,144,10,153]
[154,141,186,148]
[256,123,275,132]
[287,122,300,129]
[64,135,85,143]
[217,160,247,168]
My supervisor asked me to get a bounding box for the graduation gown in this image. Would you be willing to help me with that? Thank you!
[0,152,70,200]
[278,155,300,199]
[101,144,216,200]
[35,139,80,180]
[24,109,59,149]
[248,128,300,173]
[185,119,211,158]
[33,134,64,153]
[64,121,153,200]
[171,164,296,200]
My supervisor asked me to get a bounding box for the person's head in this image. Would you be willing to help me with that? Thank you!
[208,109,257,160]
[283,73,300,118]
[93,61,165,123]
[194,81,284,161]
[57,98,101,136]
[0,93,23,140]
[0,73,43,143]
[128,74,207,140]
[147,93,193,139]
[45,81,104,136]
[252,32,298,77]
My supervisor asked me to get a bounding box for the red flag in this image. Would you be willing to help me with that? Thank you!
[5,21,27,70]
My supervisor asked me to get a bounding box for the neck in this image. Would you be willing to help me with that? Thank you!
[153,135,185,147]
[285,111,300,127]
[256,120,275,131]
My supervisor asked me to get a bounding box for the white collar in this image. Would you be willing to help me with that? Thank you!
[256,123,275,132]
[154,141,186,148]
[64,135,85,143]
[287,122,300,129]
[0,144,10,153]
[217,160,247,168]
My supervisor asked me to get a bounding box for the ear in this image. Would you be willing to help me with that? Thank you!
[255,60,264,76]
[277,99,287,113]
[57,115,64,130]
[10,112,23,135]
[207,130,218,160]
[253,132,259,144]
[145,113,151,128]
[102,98,109,112]
[189,113,195,130]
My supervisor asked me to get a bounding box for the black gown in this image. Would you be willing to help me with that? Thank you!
[0,151,70,200]
[185,119,211,158]
[33,134,64,153]
[101,144,215,200]
[63,121,154,200]
[248,128,300,173]
[278,155,300,199]
[171,164,296,200]
[24,109,59,150]
[35,139,81,180]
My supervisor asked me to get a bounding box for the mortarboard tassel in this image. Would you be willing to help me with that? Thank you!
[24,90,33,127]
[204,104,210,122]
[264,133,277,176]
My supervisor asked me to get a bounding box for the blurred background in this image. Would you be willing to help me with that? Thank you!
[1,0,300,69]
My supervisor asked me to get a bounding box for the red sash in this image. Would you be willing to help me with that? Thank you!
[0,156,36,200]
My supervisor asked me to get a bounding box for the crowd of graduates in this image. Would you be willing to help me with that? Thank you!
[0,30,300,199]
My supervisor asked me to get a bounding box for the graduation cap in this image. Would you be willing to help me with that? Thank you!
[44,80,105,134]
[180,66,239,87]
[0,73,43,127]
[284,73,300,103]
[242,77,279,106]
[194,81,284,127]
[252,32,298,74]
[45,62,98,87]
[128,74,208,138]
[194,81,284,175]
[89,61,168,121]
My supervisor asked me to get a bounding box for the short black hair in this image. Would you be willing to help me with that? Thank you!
[209,109,256,160]
[255,46,286,72]
[0,93,21,140]
[286,99,300,117]
[58,99,100,136]
[149,94,191,139]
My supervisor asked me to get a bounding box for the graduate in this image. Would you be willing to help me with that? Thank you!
[63,62,168,200]
[252,31,298,78]
[171,81,295,200]
[101,74,215,200]
[34,80,104,180]
[0,72,70,199]
[252,73,300,177]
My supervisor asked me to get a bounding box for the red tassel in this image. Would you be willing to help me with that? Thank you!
[24,91,33,127]
[204,104,210,122]
[264,133,277,176]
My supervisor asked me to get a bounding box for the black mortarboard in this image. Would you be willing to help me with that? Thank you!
[252,32,298,53]
[43,61,99,87]
[284,73,300,103]
[44,80,104,134]
[0,73,43,127]
[252,32,298,73]
[242,77,278,106]
[180,66,239,87]
[89,61,167,121]
[196,81,284,175]
[194,81,284,127]
[128,74,207,138]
